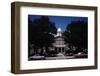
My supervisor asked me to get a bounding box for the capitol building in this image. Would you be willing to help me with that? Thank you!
[52,28,67,54]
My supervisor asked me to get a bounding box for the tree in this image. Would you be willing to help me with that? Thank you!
[28,16,57,55]
[63,20,88,52]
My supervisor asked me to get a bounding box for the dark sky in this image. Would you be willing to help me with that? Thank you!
[28,15,88,32]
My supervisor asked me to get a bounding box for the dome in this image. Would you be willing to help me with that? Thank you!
[57,28,61,32]
[55,28,62,37]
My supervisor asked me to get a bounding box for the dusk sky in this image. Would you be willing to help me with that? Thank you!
[28,15,88,32]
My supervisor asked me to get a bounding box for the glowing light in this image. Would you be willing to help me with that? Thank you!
[58,28,61,32]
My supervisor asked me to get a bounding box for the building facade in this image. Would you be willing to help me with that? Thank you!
[53,28,66,54]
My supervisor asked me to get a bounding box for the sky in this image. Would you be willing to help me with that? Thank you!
[28,15,88,32]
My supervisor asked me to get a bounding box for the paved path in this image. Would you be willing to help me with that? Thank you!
[45,56,75,60]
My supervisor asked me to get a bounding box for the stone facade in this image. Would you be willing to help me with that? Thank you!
[53,28,66,54]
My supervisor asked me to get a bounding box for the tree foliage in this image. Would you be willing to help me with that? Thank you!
[63,20,88,49]
[28,16,57,48]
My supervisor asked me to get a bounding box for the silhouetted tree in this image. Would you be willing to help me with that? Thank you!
[63,20,88,52]
[28,16,57,55]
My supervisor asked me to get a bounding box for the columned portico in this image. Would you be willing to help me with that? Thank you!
[55,46,66,53]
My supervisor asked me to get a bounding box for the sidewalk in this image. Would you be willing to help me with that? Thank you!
[45,56,75,60]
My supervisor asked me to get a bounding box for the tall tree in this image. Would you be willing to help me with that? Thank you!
[63,20,88,49]
[28,16,57,50]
